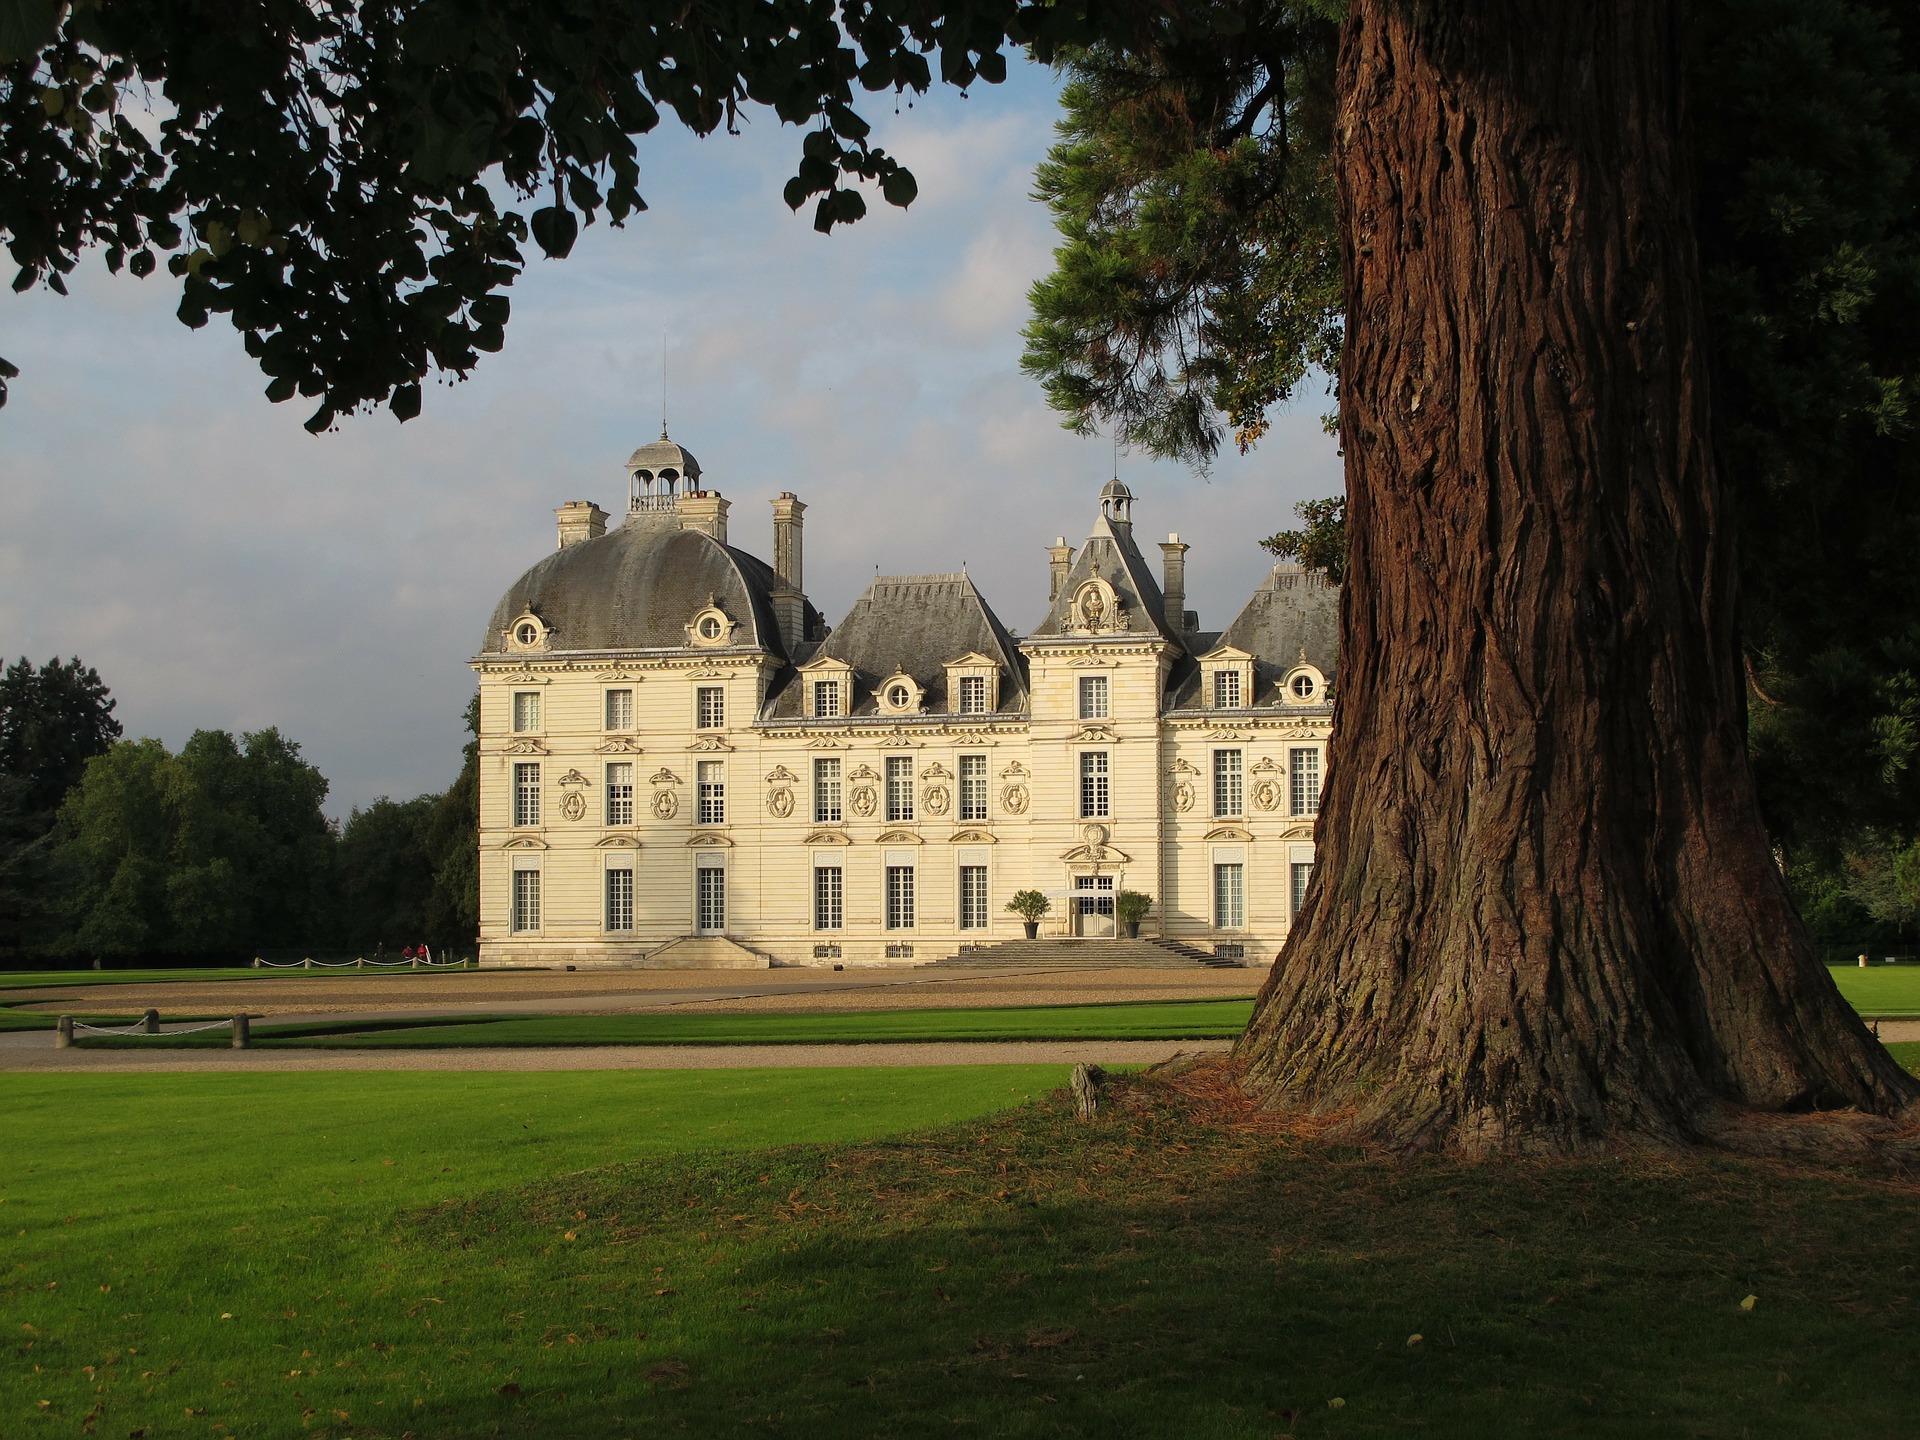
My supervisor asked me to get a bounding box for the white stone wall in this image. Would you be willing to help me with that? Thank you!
[474,643,1330,968]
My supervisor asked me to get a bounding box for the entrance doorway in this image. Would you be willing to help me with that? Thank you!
[1074,874,1116,937]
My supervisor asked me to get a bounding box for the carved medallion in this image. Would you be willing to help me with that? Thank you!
[560,791,587,822]
[652,790,679,820]
[923,784,951,817]
[849,785,877,818]
[1001,783,1029,815]
[768,787,794,819]
[1253,779,1281,812]
[1172,781,1194,813]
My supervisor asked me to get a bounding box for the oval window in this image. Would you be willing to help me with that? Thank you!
[1290,673,1316,699]
[515,622,538,646]
[698,615,723,640]
[887,684,910,708]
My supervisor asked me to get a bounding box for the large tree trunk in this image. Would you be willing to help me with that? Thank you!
[1236,0,1918,1153]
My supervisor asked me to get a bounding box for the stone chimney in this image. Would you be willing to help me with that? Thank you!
[769,492,808,651]
[1159,533,1190,633]
[1047,537,1075,601]
[556,500,609,549]
[676,489,730,545]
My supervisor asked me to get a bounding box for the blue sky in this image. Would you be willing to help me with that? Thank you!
[0,58,1342,819]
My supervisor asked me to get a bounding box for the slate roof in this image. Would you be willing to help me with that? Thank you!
[766,572,1027,718]
[479,515,820,659]
[1168,563,1340,708]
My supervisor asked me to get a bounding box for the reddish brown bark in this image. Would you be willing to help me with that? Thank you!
[1236,0,1918,1152]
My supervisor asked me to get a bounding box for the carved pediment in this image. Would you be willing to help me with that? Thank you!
[764,765,800,783]
[689,734,734,751]
[801,829,851,846]
[649,768,683,786]
[687,832,734,847]
[1250,755,1284,774]
[848,763,881,780]
[1000,760,1030,778]
[594,835,642,848]
[500,836,549,850]
[1207,728,1250,741]
[595,737,643,754]
[920,762,953,779]
[1166,758,1201,776]
[797,653,854,674]
[557,769,590,787]
[1199,643,1255,663]
[1071,724,1118,743]
[1059,842,1131,864]
[874,830,923,845]
[1204,824,1254,842]
[1280,823,1316,839]
[947,828,996,844]
[502,738,548,755]
[595,669,636,682]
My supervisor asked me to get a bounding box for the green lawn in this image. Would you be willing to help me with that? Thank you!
[71,998,1257,1049]
[5,1065,1920,1439]
[1828,963,1920,1016]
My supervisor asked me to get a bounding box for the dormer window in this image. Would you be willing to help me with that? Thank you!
[876,672,923,715]
[812,679,843,718]
[1199,646,1255,711]
[944,653,1000,716]
[1282,662,1327,705]
[505,612,548,652]
[686,602,736,648]
[698,616,722,640]
[1214,670,1242,709]
[516,622,538,646]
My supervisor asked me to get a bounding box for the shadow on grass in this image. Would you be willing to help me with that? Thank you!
[354,1070,1920,1440]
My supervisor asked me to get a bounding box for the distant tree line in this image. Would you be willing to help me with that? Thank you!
[0,658,478,965]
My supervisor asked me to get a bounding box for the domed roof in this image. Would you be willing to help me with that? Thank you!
[1099,477,1133,502]
[625,432,702,482]
[481,520,786,656]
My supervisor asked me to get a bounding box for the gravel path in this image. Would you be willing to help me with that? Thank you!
[0,1036,1231,1072]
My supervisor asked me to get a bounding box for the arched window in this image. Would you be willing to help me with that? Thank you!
[515,621,539,646]
[887,684,910,709]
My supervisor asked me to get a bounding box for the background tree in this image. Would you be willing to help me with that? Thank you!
[51,727,334,957]
[335,795,437,950]
[421,694,480,953]
[0,655,121,953]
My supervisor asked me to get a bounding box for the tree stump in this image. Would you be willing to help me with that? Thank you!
[1071,1063,1107,1120]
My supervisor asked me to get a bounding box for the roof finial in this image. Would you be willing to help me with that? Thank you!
[660,326,669,440]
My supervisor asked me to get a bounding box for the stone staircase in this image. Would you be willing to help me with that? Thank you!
[932,936,1247,969]
[640,936,776,969]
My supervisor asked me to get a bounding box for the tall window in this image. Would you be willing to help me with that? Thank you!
[1213,749,1243,817]
[697,761,726,824]
[696,866,726,930]
[512,691,541,732]
[813,757,842,823]
[1213,863,1245,928]
[957,675,987,714]
[885,756,914,822]
[604,688,634,730]
[814,866,844,930]
[605,762,635,826]
[1078,674,1110,719]
[812,679,842,718]
[1079,751,1110,818]
[605,868,634,931]
[1290,861,1315,920]
[959,866,989,929]
[511,869,541,932]
[958,755,987,821]
[1213,670,1242,709]
[513,762,541,827]
[696,685,725,730]
[1289,747,1322,817]
[885,865,916,929]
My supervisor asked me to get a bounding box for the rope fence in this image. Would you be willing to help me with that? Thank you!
[56,1010,253,1049]
[252,949,473,971]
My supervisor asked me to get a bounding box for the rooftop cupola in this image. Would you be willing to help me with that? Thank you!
[1099,477,1134,528]
[626,431,703,517]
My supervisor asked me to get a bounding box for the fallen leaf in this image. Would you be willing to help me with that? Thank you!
[1329,1397,1346,1409]
[1740,1295,1758,1312]
[1407,1333,1424,1346]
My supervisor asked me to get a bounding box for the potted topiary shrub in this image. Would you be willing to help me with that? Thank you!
[1116,890,1153,939]
[1005,889,1051,939]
